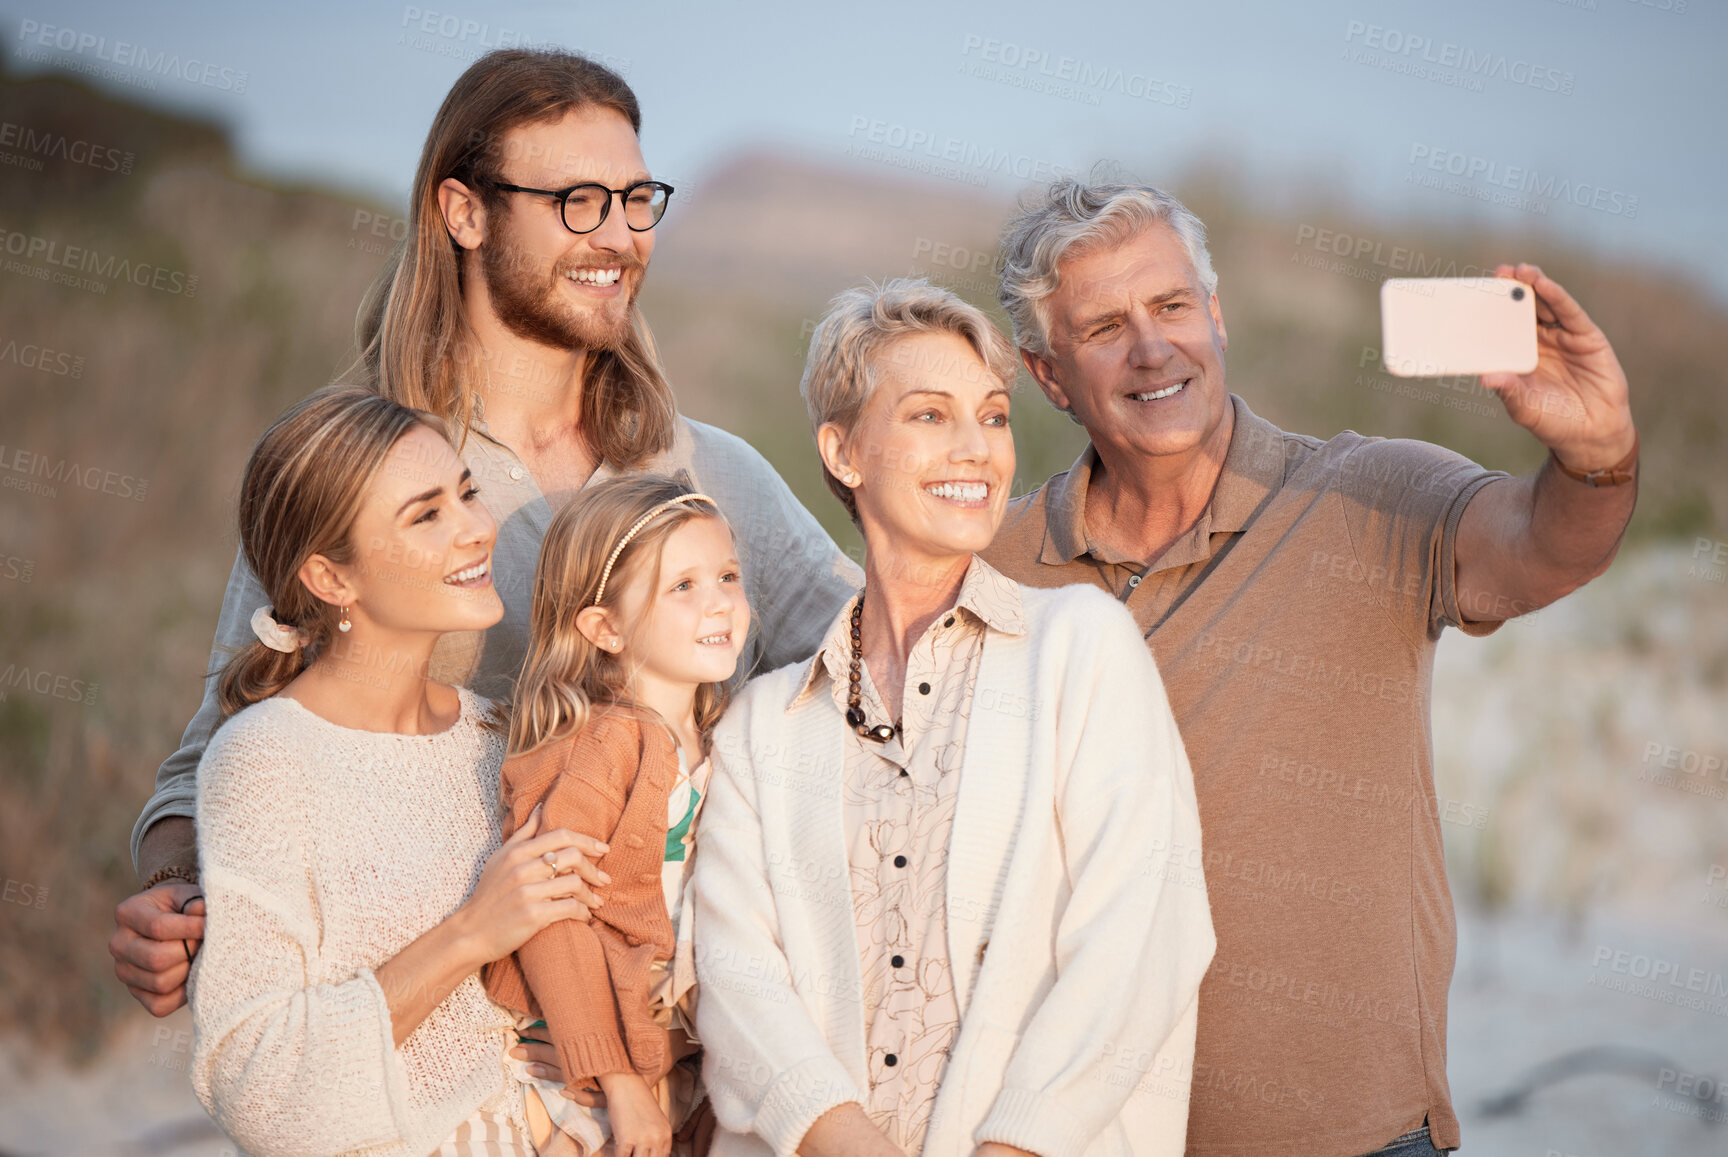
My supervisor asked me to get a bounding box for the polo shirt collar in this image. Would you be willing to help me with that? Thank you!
[1037,393,1286,570]
[786,553,1025,712]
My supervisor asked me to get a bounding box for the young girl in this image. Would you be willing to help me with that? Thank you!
[485,474,750,1157]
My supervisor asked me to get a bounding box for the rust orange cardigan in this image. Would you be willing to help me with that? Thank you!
[482,707,681,1086]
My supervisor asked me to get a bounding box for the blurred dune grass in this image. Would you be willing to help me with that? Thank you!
[0,66,1722,1059]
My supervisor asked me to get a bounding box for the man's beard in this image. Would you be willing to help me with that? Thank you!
[480,219,642,353]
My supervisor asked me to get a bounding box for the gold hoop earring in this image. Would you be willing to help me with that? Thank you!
[338,605,352,633]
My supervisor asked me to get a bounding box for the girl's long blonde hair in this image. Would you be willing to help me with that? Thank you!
[505,474,733,756]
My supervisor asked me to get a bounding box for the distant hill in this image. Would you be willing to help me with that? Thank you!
[647,150,1726,547]
[1,65,1722,1056]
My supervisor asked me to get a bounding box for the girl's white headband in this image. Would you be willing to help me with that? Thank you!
[590,493,719,607]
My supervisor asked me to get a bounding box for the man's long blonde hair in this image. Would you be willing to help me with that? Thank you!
[504,475,733,756]
[352,48,675,467]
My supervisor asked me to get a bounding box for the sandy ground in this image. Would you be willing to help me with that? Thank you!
[3,901,1725,1155]
[0,1004,232,1156]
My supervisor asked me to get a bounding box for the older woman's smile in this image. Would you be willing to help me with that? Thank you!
[923,480,991,505]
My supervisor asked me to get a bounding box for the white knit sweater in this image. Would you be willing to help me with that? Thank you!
[693,580,1217,1157]
[189,687,524,1157]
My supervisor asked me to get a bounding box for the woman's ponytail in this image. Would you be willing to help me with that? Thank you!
[216,639,312,717]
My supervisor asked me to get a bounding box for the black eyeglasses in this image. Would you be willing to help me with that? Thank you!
[483,178,675,234]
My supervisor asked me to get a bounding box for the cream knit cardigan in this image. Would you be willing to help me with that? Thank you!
[693,580,1216,1157]
[188,687,524,1156]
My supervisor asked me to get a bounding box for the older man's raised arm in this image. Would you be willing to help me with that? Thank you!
[1451,263,1639,622]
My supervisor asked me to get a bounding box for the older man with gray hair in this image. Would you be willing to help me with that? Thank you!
[980,179,1638,1157]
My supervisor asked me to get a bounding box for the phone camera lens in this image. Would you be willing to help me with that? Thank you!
[1511,286,1526,301]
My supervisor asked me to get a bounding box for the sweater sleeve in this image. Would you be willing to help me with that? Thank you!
[975,592,1217,1157]
[189,717,414,1157]
[511,721,656,1085]
[692,711,864,1157]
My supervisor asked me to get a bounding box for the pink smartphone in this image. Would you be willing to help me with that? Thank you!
[1380,277,1537,377]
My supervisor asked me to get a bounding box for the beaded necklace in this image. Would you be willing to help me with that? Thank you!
[844,593,899,743]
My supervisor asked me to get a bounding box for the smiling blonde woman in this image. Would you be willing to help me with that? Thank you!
[692,280,1216,1157]
[188,388,607,1156]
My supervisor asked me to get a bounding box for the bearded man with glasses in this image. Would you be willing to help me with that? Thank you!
[110,50,860,1065]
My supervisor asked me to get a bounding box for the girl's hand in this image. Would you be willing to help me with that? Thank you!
[596,1072,672,1157]
[455,804,611,963]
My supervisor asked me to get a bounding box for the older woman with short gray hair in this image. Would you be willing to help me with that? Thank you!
[693,277,1216,1157]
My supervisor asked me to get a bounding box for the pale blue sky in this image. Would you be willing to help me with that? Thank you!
[9,0,1725,298]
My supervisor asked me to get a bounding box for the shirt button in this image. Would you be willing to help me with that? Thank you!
[918,682,931,695]
[1128,574,1141,587]
[508,466,526,481]
[883,1053,899,1067]
[891,954,905,968]
[893,854,907,868]
[943,616,955,628]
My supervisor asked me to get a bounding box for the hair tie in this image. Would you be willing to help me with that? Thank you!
[591,493,718,607]
[250,606,310,653]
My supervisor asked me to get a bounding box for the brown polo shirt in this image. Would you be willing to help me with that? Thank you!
[981,394,1505,1156]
